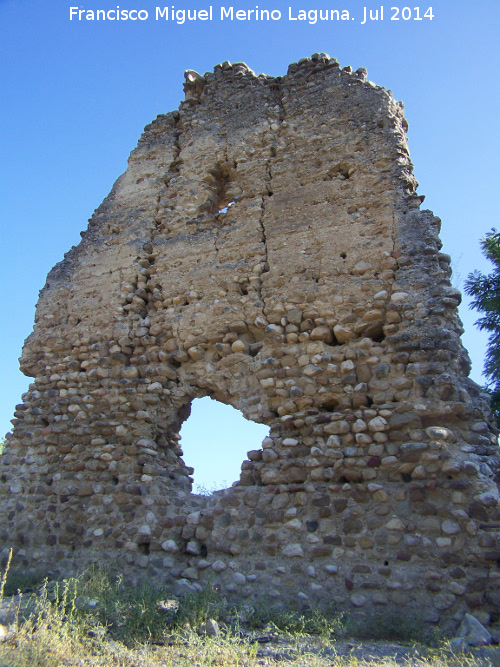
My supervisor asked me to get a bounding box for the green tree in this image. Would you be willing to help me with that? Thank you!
[464,229,500,425]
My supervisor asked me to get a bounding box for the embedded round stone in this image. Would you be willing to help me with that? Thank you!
[282,544,304,558]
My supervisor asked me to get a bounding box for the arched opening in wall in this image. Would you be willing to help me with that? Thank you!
[179,397,269,495]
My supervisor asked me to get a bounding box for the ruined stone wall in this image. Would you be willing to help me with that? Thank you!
[1,54,500,631]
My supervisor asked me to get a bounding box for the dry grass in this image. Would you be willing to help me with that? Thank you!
[1,630,495,667]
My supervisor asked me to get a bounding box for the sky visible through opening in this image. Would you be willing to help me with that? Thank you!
[179,397,269,493]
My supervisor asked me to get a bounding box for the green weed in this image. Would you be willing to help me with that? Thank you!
[344,610,443,647]
[65,566,225,646]
[246,602,344,639]
[0,548,12,598]
[2,568,49,597]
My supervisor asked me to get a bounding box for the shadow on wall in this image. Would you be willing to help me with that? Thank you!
[179,397,269,494]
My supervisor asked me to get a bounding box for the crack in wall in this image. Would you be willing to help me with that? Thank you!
[257,194,269,316]
[211,149,231,263]
[127,113,184,327]
[390,211,397,253]
[390,210,400,272]
[153,193,162,235]
[255,79,286,321]
[155,113,183,239]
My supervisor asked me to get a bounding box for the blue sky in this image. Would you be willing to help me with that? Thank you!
[1,0,499,488]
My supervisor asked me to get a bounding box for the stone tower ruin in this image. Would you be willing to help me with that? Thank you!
[2,54,499,630]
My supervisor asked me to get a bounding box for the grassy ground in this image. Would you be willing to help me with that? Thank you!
[0,554,497,667]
